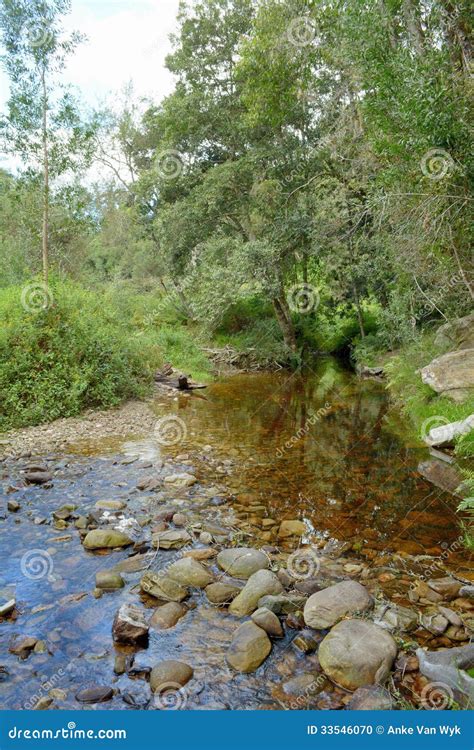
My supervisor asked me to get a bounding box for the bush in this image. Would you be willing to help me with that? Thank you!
[0,279,164,430]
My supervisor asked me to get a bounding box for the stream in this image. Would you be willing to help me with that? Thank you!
[0,358,471,711]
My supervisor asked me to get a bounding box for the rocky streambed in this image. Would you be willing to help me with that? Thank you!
[0,365,473,711]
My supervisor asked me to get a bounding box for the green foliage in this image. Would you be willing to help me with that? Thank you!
[0,279,212,430]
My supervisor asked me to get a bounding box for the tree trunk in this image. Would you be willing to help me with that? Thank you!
[273,295,297,352]
[41,66,49,287]
[402,0,425,55]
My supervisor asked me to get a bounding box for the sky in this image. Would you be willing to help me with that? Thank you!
[0,0,181,117]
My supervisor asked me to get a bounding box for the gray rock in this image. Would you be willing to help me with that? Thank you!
[7,500,20,512]
[163,473,197,487]
[112,604,149,645]
[416,644,474,708]
[251,607,283,637]
[347,685,393,710]
[421,349,474,402]
[304,580,372,629]
[150,660,193,692]
[459,585,474,598]
[373,602,418,632]
[25,471,52,485]
[167,557,214,588]
[434,314,474,351]
[229,570,284,617]
[217,547,269,579]
[318,619,397,691]
[140,572,188,602]
[226,621,271,672]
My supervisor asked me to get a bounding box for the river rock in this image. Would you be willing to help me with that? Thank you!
[95,570,124,590]
[150,661,194,692]
[140,572,188,602]
[7,500,20,512]
[0,598,15,617]
[421,610,449,635]
[112,603,149,645]
[421,349,474,402]
[152,530,191,550]
[318,619,397,690]
[416,643,474,707]
[258,594,306,614]
[424,414,474,448]
[226,621,271,672]
[95,500,127,511]
[229,570,284,616]
[137,476,161,491]
[427,576,462,600]
[304,580,373,629]
[251,607,283,637]
[278,520,306,538]
[217,547,269,579]
[10,637,37,657]
[76,686,113,703]
[25,471,52,485]
[150,602,187,630]
[347,685,393,710]
[434,314,474,351]
[205,582,241,604]
[83,529,133,549]
[167,557,214,588]
[373,602,418,632]
[164,473,197,487]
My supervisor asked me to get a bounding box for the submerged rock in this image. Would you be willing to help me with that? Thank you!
[95,571,124,591]
[258,594,306,614]
[76,686,113,704]
[226,621,271,672]
[164,473,197,487]
[216,547,269,579]
[150,660,194,692]
[229,570,284,617]
[318,619,397,690]
[304,580,373,629]
[277,520,306,538]
[150,602,187,630]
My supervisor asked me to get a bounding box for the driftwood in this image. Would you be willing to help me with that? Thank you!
[202,345,283,372]
[154,366,207,391]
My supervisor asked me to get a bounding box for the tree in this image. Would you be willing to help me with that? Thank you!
[0,0,94,285]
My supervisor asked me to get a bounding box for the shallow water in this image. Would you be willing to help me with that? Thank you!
[0,359,468,710]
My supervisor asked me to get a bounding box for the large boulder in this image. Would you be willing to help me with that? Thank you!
[83,529,133,549]
[434,314,474,351]
[229,570,284,617]
[226,621,271,672]
[112,604,149,645]
[421,349,474,402]
[140,572,188,602]
[167,558,214,588]
[216,548,269,579]
[303,580,373,629]
[318,619,397,690]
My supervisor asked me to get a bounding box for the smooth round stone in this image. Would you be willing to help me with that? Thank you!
[83,529,133,549]
[150,602,187,630]
[226,621,271,673]
[95,571,124,590]
[150,661,194,692]
[251,607,283,637]
[217,547,269,579]
[75,686,114,703]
